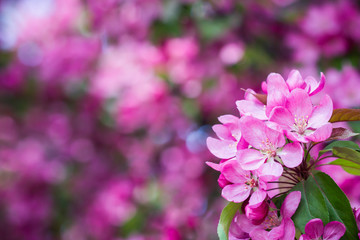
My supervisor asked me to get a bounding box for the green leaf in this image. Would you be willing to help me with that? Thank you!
[328,159,360,175]
[325,141,360,151]
[330,108,360,122]
[217,202,242,240]
[318,141,360,158]
[312,172,359,239]
[291,177,329,232]
[333,147,360,164]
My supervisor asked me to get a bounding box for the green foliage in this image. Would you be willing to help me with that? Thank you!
[291,177,329,232]
[217,202,242,240]
[328,159,360,175]
[318,141,360,158]
[291,172,358,239]
[333,147,360,163]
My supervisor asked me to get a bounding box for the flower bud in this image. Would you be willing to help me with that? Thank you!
[218,173,231,188]
[245,200,269,225]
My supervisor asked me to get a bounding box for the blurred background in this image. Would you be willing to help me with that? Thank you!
[0,0,360,239]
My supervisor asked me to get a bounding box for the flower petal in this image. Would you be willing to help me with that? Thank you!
[239,116,267,149]
[323,221,346,240]
[237,149,266,171]
[222,160,249,183]
[308,94,333,129]
[266,73,289,116]
[236,100,267,120]
[248,189,267,207]
[213,124,234,140]
[278,142,303,168]
[222,183,251,203]
[286,88,313,119]
[269,106,294,129]
[206,137,237,159]
[286,70,306,91]
[257,161,283,181]
[249,228,269,240]
[304,218,324,239]
[305,123,333,142]
[281,191,301,218]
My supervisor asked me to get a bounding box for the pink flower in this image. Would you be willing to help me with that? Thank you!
[236,89,267,120]
[244,200,269,225]
[221,160,268,207]
[207,115,247,160]
[299,219,346,240]
[269,88,333,143]
[237,116,303,173]
[249,191,301,240]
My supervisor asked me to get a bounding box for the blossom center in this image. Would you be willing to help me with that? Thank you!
[293,115,309,135]
[260,139,276,158]
[245,178,257,188]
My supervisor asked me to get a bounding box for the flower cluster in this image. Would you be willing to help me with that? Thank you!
[207,70,358,239]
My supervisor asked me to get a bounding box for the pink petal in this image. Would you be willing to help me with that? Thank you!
[286,88,313,119]
[323,221,346,240]
[257,161,283,181]
[239,116,267,149]
[286,70,306,91]
[278,142,303,168]
[265,124,286,148]
[304,218,324,239]
[269,106,294,129]
[222,183,251,203]
[286,131,309,143]
[266,73,289,116]
[237,149,266,171]
[236,100,267,120]
[281,191,301,218]
[237,214,258,233]
[280,219,296,240]
[305,123,333,142]
[218,114,239,125]
[299,235,311,240]
[268,219,286,239]
[222,160,249,183]
[249,228,269,240]
[213,124,234,141]
[206,137,237,159]
[248,189,267,207]
[308,72,326,96]
[308,94,333,129]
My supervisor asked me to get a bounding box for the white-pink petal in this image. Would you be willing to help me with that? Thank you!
[308,94,333,129]
[222,183,251,203]
[269,106,294,129]
[248,189,267,207]
[281,191,301,218]
[237,149,267,171]
[207,137,237,159]
[286,88,313,119]
[305,123,333,142]
[278,142,303,168]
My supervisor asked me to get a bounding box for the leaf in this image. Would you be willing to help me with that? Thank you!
[217,202,242,240]
[327,127,359,140]
[291,177,329,232]
[330,108,360,122]
[312,172,359,239]
[328,159,360,175]
[253,93,267,105]
[318,141,360,160]
[333,147,360,164]
[325,141,360,151]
